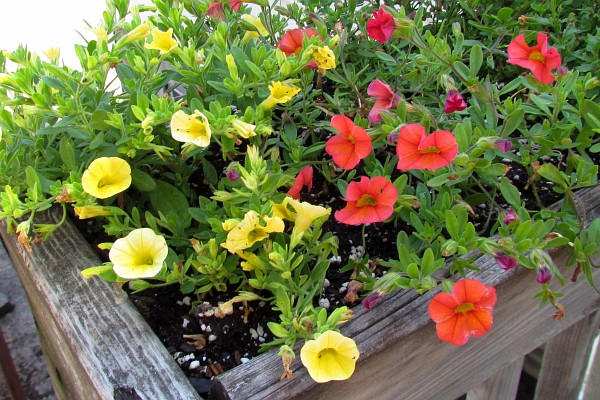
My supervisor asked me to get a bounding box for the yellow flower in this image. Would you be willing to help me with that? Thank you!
[109,228,168,279]
[231,119,256,138]
[89,24,108,43]
[287,198,331,233]
[221,210,285,253]
[0,73,11,84]
[170,110,212,147]
[300,330,359,383]
[313,46,336,75]
[237,250,266,271]
[73,205,113,219]
[81,157,132,199]
[42,48,60,63]
[242,14,268,43]
[144,28,178,54]
[123,23,150,44]
[260,81,301,110]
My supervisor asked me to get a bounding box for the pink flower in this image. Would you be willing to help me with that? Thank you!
[335,176,398,225]
[366,8,395,44]
[362,292,383,310]
[494,253,517,270]
[443,90,467,113]
[325,115,373,170]
[507,32,562,84]
[494,139,512,152]
[367,79,400,123]
[503,209,518,224]
[537,265,552,284]
[287,166,313,199]
[396,124,458,171]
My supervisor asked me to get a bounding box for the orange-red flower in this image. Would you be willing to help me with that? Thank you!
[396,124,458,171]
[366,8,395,44]
[428,279,497,346]
[367,79,400,123]
[325,115,372,170]
[277,28,320,57]
[334,176,398,225]
[207,2,225,20]
[287,166,313,199]
[507,32,562,84]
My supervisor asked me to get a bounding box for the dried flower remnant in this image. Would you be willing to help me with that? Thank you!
[81,157,132,199]
[362,291,383,310]
[443,90,467,113]
[428,279,497,346]
[335,176,398,225]
[325,115,372,170]
[109,228,168,279]
[300,330,360,383]
[507,32,562,84]
[396,124,458,171]
[367,79,400,123]
[207,2,225,20]
[366,8,395,44]
[170,110,212,147]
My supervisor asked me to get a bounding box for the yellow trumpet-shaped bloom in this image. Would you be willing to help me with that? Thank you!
[109,228,168,279]
[242,14,269,43]
[81,157,132,199]
[313,46,336,75]
[145,28,178,54]
[260,81,301,110]
[170,110,212,147]
[221,210,284,253]
[273,197,330,233]
[122,23,150,44]
[300,330,359,383]
[73,205,113,219]
[231,119,256,138]
[89,24,108,43]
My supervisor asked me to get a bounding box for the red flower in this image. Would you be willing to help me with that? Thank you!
[287,166,313,199]
[277,28,320,57]
[507,32,562,84]
[207,2,225,20]
[396,124,458,170]
[334,176,398,225]
[443,90,467,114]
[428,279,497,346]
[366,8,396,44]
[367,79,401,123]
[228,0,243,12]
[325,115,372,170]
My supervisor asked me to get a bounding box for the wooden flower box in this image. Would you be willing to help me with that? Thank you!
[1,185,599,400]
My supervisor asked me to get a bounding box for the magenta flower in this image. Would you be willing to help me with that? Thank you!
[362,292,383,310]
[226,169,239,182]
[444,90,467,114]
[503,209,518,225]
[366,8,396,44]
[494,253,517,270]
[367,79,400,123]
[494,139,513,152]
[537,265,552,284]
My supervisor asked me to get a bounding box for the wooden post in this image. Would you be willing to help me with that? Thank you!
[466,357,524,400]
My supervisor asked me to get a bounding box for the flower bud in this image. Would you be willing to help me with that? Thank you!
[444,90,467,113]
[494,253,518,270]
[494,139,513,152]
[537,265,552,284]
[362,292,382,310]
[503,208,518,224]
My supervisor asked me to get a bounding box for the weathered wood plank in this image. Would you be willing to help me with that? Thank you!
[534,311,600,399]
[465,357,524,400]
[581,330,600,399]
[211,185,600,400]
[0,211,201,400]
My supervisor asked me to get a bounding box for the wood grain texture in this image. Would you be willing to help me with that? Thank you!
[0,210,201,400]
[465,357,524,400]
[535,311,600,399]
[211,185,600,400]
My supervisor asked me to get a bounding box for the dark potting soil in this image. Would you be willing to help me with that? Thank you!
[82,145,593,398]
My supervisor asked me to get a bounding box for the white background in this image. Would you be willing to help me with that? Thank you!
[0,1,145,69]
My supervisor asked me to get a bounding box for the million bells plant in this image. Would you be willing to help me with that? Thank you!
[1,0,600,384]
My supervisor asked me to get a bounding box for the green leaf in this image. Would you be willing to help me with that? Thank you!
[499,177,521,208]
[59,138,77,171]
[149,180,190,220]
[407,263,420,279]
[537,163,568,189]
[582,99,600,130]
[453,61,471,81]
[131,169,157,192]
[90,110,113,130]
[445,210,460,239]
[41,75,66,92]
[469,45,483,77]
